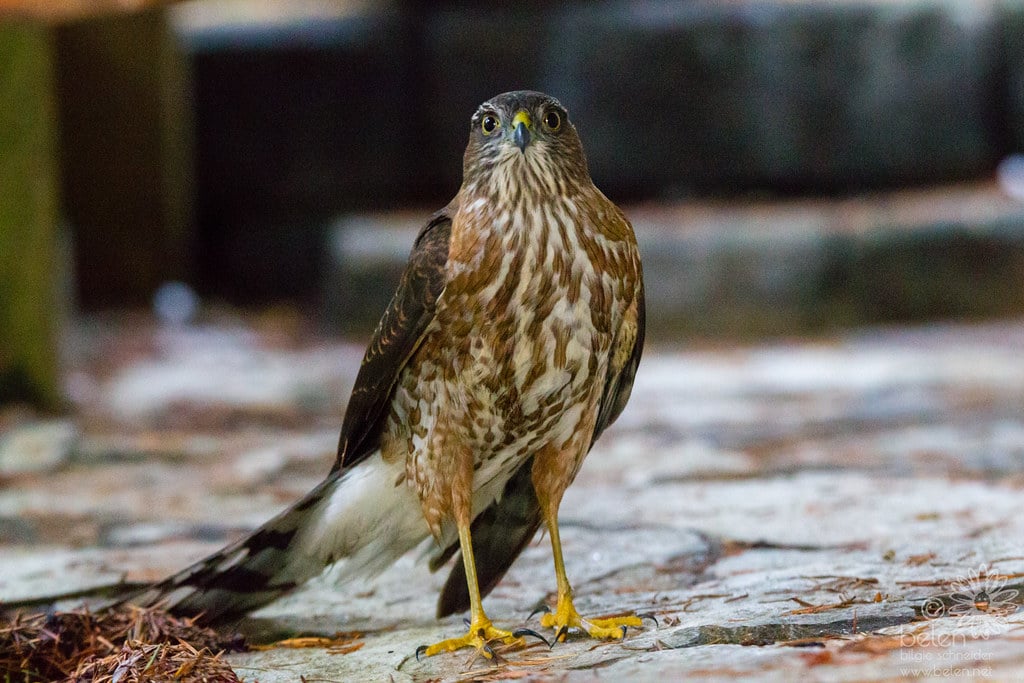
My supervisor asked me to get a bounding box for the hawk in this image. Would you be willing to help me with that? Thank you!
[134,90,645,658]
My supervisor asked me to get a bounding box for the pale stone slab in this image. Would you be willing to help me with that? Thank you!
[3,320,1023,681]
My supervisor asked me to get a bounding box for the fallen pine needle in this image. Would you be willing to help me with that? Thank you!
[0,604,243,682]
[251,632,364,654]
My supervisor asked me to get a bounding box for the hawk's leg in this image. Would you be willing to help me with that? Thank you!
[532,441,642,641]
[537,500,642,642]
[420,521,525,658]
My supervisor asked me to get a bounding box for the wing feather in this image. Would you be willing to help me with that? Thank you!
[334,210,451,471]
[591,279,645,445]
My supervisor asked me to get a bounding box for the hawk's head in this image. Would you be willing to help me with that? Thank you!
[463,90,590,197]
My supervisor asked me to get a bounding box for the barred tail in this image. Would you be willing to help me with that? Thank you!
[130,452,429,624]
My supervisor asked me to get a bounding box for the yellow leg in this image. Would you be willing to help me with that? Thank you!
[539,508,642,642]
[420,522,525,659]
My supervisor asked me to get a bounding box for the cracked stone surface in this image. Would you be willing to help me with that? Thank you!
[2,317,1024,681]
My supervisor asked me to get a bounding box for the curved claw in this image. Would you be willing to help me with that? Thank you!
[512,627,551,648]
[415,645,428,662]
[638,612,659,628]
[528,602,552,621]
[481,642,496,660]
[555,624,569,643]
[619,625,628,639]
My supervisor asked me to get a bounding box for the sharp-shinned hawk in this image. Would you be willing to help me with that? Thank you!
[134,90,646,658]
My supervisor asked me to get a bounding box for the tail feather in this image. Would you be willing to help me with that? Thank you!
[131,474,341,624]
[130,453,428,624]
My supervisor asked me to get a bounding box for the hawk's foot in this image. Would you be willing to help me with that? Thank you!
[417,616,537,660]
[540,596,642,642]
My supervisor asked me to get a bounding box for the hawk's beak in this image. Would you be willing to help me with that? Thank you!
[511,111,532,153]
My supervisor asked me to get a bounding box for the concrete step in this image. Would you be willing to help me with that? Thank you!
[323,182,1024,340]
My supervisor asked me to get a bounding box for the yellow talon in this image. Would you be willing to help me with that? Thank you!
[416,521,536,660]
[418,616,524,659]
[533,500,643,643]
[540,593,642,642]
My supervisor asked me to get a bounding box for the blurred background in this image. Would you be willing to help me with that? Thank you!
[3,0,1024,410]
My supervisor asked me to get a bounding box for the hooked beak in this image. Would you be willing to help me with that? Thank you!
[511,110,532,153]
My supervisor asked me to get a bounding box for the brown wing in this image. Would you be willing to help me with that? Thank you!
[435,278,646,617]
[334,209,451,472]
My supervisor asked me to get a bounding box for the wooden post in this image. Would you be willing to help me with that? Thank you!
[0,21,63,409]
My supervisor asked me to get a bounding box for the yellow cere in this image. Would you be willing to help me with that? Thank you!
[512,110,532,130]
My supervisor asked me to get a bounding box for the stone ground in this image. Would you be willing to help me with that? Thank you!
[2,315,1024,681]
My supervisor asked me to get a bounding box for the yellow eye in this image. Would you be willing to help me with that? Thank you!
[481,114,500,135]
[543,109,561,131]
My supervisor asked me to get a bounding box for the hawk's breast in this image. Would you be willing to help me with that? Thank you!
[386,194,635,527]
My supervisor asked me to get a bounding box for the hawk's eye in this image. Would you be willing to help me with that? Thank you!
[543,110,561,131]
[481,114,499,135]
